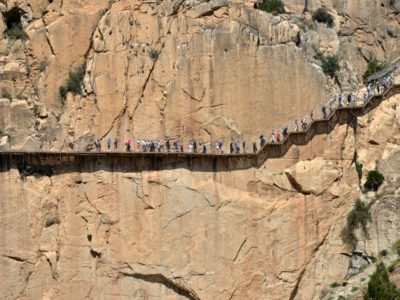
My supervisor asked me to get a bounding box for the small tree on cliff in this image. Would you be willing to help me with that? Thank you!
[364,262,400,300]
[259,0,285,15]
[59,66,85,103]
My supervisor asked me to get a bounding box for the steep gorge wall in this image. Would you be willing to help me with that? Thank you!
[1,94,400,299]
[0,0,399,151]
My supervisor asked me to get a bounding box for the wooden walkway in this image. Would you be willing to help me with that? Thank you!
[0,83,399,173]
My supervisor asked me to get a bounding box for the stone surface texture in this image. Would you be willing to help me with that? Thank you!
[0,0,400,299]
[1,94,400,299]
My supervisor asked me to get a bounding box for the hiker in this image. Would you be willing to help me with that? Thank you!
[230,142,234,154]
[106,137,111,150]
[242,141,246,153]
[294,119,298,132]
[301,117,307,130]
[310,110,314,121]
[219,141,224,154]
[188,142,193,153]
[166,139,170,153]
[338,94,342,107]
[271,130,276,143]
[347,94,352,106]
[329,99,334,113]
[114,137,118,150]
[136,139,140,151]
[276,130,281,143]
[351,93,356,106]
[253,142,257,154]
[322,106,327,119]
[193,140,197,153]
[282,125,288,139]
[125,139,131,152]
[235,141,240,154]
[95,139,101,151]
[260,135,265,147]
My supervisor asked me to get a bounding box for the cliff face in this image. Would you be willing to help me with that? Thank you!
[0,1,400,299]
[1,93,400,299]
[0,0,399,150]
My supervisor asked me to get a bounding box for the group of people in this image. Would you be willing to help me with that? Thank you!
[94,75,395,155]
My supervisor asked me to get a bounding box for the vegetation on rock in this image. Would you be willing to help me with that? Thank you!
[363,59,388,83]
[59,66,85,103]
[6,22,28,40]
[321,55,340,77]
[364,262,400,300]
[259,0,285,15]
[364,170,384,192]
[341,199,372,249]
[312,8,334,27]
[312,46,340,77]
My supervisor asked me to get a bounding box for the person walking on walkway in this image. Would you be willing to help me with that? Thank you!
[322,106,327,119]
[301,117,307,130]
[253,142,257,154]
[95,139,101,152]
[310,110,314,121]
[125,139,131,152]
[242,141,246,153]
[294,120,298,132]
[230,142,234,154]
[114,138,118,150]
[276,130,281,143]
[106,137,111,150]
[260,135,265,147]
[166,139,170,153]
[271,130,276,143]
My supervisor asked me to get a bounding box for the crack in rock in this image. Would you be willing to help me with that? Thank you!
[118,271,200,300]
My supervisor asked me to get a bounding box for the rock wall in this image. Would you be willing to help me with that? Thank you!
[1,94,399,299]
[0,1,400,299]
[0,0,398,150]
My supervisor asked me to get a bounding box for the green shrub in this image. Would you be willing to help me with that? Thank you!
[259,0,285,15]
[321,55,340,77]
[313,47,340,77]
[388,259,400,273]
[312,8,334,27]
[380,249,389,257]
[364,262,400,300]
[364,170,384,192]
[59,66,85,103]
[6,22,28,40]
[330,282,340,288]
[341,199,372,249]
[363,59,387,83]
[351,287,359,293]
